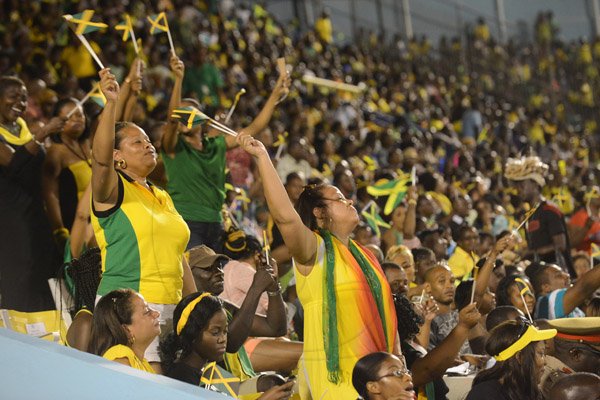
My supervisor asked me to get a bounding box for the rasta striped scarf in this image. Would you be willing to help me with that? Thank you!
[319,229,395,384]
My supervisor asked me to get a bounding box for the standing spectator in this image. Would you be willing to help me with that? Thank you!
[0,75,62,311]
[238,134,399,399]
[505,156,575,277]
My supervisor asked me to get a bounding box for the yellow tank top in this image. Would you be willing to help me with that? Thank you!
[66,159,91,200]
[92,172,190,304]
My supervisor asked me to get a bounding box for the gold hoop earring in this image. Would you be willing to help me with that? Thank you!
[128,335,135,345]
[117,159,127,169]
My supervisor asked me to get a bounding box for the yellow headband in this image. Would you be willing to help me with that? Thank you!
[495,325,557,361]
[176,292,212,335]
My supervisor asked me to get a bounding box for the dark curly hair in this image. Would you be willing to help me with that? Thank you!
[159,292,224,373]
[496,274,526,307]
[394,293,423,341]
[455,279,474,311]
[472,319,544,400]
[65,247,102,313]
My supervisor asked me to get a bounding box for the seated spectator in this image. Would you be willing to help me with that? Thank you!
[485,306,525,332]
[526,261,600,319]
[466,318,556,400]
[418,228,449,261]
[412,247,437,285]
[548,317,600,375]
[188,244,301,375]
[160,292,294,398]
[220,229,275,316]
[64,247,101,351]
[425,265,472,355]
[395,291,480,399]
[448,226,480,282]
[385,245,418,296]
[547,372,600,400]
[381,262,409,297]
[352,352,415,400]
[496,274,536,318]
[89,289,160,373]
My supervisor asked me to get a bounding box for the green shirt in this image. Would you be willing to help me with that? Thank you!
[182,63,223,108]
[162,136,226,223]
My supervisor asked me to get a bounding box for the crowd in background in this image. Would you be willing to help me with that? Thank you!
[1,1,600,399]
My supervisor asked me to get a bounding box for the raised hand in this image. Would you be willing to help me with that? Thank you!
[252,264,276,294]
[237,134,268,158]
[458,302,481,329]
[170,54,185,80]
[99,68,119,102]
[42,116,66,137]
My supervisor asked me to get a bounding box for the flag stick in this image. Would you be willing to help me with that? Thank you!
[519,291,533,322]
[76,33,104,69]
[200,112,238,137]
[419,289,426,305]
[513,203,540,234]
[274,142,286,160]
[207,120,238,137]
[263,231,271,267]
[411,166,417,187]
[470,280,477,304]
[66,91,93,118]
[166,28,176,55]
[360,200,375,215]
[224,88,246,123]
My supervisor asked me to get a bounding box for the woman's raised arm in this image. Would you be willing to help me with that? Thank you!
[237,134,317,273]
[91,68,120,209]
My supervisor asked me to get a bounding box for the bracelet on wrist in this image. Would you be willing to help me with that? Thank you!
[53,227,69,236]
[267,283,282,297]
[408,199,417,206]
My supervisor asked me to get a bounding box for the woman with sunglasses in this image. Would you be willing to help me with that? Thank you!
[465,318,556,400]
[238,135,398,399]
[352,352,415,400]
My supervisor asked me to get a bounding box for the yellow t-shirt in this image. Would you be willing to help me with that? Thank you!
[103,344,155,373]
[92,173,190,304]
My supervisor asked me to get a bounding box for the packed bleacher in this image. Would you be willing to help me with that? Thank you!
[1,1,600,399]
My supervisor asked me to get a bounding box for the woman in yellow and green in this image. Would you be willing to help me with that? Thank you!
[90,68,196,373]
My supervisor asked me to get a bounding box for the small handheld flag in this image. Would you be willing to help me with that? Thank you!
[66,82,105,118]
[63,10,107,69]
[147,12,175,55]
[367,178,410,215]
[89,83,107,107]
[274,131,288,160]
[514,278,534,322]
[63,10,108,35]
[361,202,391,238]
[171,107,208,129]
[115,14,140,55]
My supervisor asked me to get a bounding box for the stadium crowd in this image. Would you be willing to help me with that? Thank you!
[1,0,600,399]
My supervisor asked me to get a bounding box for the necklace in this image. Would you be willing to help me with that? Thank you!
[0,121,20,136]
[62,139,91,166]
